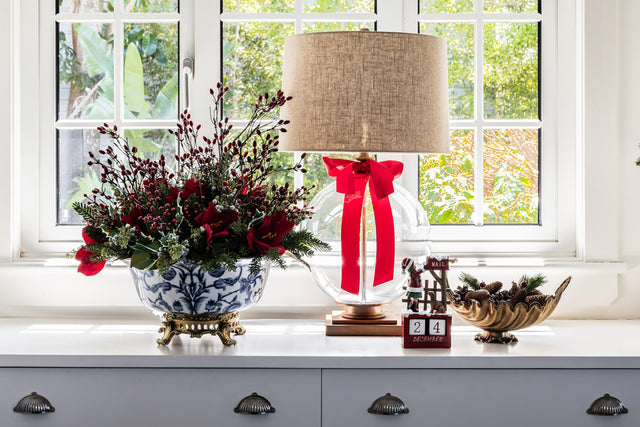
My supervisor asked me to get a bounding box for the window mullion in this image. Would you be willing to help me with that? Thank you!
[377,0,405,32]
[113,1,124,126]
[473,0,485,226]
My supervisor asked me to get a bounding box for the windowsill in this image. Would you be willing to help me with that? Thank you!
[0,257,627,319]
[3,256,628,272]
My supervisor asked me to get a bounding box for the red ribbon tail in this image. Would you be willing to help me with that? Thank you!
[371,191,395,286]
[340,178,368,294]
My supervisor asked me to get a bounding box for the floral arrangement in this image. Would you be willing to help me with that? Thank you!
[73,84,328,276]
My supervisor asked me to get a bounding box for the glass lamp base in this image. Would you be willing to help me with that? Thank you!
[303,182,431,307]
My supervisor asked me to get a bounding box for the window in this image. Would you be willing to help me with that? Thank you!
[20,0,191,256]
[20,0,574,258]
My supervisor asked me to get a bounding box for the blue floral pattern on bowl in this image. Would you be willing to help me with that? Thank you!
[130,260,270,315]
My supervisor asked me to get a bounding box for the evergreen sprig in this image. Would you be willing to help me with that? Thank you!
[519,273,547,293]
[459,272,482,290]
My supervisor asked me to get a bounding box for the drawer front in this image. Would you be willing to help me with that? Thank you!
[323,369,640,427]
[1,368,320,427]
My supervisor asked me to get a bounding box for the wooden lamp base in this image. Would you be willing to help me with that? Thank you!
[325,304,402,336]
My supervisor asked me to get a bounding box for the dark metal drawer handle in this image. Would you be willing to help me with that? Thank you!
[587,393,628,416]
[14,392,55,414]
[234,392,275,415]
[368,393,409,415]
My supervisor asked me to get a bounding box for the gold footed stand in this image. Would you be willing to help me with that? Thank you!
[475,330,518,344]
[326,304,401,336]
[157,312,246,346]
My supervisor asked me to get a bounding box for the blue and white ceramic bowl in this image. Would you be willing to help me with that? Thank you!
[130,260,270,315]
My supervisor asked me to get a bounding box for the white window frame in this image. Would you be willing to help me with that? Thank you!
[15,0,580,261]
[18,0,194,258]
[398,0,573,258]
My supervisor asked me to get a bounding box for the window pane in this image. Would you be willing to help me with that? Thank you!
[58,0,112,13]
[484,23,539,120]
[222,0,294,13]
[223,22,294,119]
[268,153,295,188]
[123,23,178,120]
[484,0,538,13]
[419,129,475,224]
[420,23,474,120]
[124,128,177,161]
[58,23,113,120]
[420,0,473,14]
[58,128,176,225]
[483,129,538,224]
[57,129,108,225]
[303,22,374,33]
[303,153,354,201]
[304,0,374,13]
[127,0,178,13]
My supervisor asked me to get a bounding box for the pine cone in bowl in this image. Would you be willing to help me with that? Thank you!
[448,274,571,344]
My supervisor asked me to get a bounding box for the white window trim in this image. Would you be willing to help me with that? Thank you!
[17,0,194,257]
[8,0,617,265]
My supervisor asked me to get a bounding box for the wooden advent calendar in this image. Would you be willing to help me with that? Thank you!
[401,256,452,349]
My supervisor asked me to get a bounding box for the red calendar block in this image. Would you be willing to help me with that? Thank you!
[401,312,452,348]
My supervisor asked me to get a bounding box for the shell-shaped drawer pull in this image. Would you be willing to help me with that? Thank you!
[234,392,276,415]
[13,392,55,414]
[368,393,409,415]
[586,393,628,416]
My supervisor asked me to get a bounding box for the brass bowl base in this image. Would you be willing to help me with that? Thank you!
[474,330,518,344]
[157,312,245,346]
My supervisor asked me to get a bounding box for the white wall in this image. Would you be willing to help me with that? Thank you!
[611,0,640,319]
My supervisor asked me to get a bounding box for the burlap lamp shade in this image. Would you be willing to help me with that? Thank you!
[280,31,449,154]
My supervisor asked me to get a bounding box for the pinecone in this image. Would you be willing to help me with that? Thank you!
[529,289,542,296]
[464,289,490,302]
[483,281,503,294]
[511,288,527,304]
[509,282,520,296]
[525,294,548,306]
[452,285,470,303]
[495,290,511,302]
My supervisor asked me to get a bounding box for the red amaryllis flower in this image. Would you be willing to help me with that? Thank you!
[165,186,180,203]
[195,202,239,246]
[75,228,106,276]
[247,211,295,255]
[181,178,208,200]
[121,206,146,233]
[156,179,180,203]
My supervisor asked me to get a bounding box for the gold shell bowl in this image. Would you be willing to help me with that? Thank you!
[448,276,571,343]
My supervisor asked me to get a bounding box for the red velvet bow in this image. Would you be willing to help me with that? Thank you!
[323,157,404,295]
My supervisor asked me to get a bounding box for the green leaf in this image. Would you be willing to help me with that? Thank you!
[132,241,161,255]
[84,91,114,119]
[124,42,147,115]
[127,26,144,42]
[150,74,178,119]
[131,251,157,270]
[62,170,102,209]
[124,129,162,154]
[141,33,158,55]
[73,24,113,79]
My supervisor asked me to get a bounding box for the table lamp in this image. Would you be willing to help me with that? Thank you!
[280,30,449,335]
